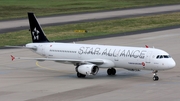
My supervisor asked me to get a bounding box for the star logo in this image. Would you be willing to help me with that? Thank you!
[32,27,39,40]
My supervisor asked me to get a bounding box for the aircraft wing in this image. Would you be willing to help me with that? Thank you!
[11,55,104,65]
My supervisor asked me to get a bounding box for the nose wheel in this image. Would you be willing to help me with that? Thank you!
[153,70,159,81]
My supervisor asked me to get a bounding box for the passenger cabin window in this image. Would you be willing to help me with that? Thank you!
[156,55,171,59]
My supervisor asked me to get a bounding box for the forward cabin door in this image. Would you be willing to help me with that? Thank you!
[146,51,152,63]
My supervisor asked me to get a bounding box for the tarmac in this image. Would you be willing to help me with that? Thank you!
[0,28,180,101]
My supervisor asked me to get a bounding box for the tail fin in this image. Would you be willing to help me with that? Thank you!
[28,12,49,43]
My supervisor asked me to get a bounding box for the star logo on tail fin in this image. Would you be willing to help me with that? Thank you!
[32,28,39,40]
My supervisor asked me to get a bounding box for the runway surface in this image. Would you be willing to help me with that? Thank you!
[0,4,180,33]
[0,28,179,101]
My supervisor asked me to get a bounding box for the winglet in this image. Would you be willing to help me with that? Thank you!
[11,55,15,61]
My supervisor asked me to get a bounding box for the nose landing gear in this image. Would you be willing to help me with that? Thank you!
[153,70,159,81]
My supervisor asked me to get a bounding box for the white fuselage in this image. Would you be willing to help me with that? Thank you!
[26,42,176,71]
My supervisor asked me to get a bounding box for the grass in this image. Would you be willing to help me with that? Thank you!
[0,0,180,20]
[0,12,180,47]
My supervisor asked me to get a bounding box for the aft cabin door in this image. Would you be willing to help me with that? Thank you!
[146,51,152,63]
[39,45,46,56]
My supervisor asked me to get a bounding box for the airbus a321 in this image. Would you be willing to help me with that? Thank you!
[11,13,176,81]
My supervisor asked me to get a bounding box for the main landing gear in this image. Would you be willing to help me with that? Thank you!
[107,68,116,75]
[153,70,159,81]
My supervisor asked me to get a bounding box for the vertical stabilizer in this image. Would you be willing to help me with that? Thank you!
[28,12,49,43]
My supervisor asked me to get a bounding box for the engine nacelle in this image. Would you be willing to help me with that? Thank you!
[77,64,99,75]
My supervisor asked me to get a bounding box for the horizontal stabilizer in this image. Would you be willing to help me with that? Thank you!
[6,45,37,50]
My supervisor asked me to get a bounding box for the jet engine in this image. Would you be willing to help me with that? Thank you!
[77,64,99,75]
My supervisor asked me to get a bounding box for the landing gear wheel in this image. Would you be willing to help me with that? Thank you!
[152,70,159,81]
[107,69,111,75]
[153,76,159,81]
[107,68,116,75]
[111,68,116,75]
[77,72,86,78]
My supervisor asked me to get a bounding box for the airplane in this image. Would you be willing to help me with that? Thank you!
[11,12,176,81]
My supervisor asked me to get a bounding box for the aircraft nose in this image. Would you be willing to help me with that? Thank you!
[168,59,176,69]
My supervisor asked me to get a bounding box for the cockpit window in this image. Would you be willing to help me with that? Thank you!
[156,55,159,59]
[160,55,163,58]
[164,55,169,58]
[156,55,171,59]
